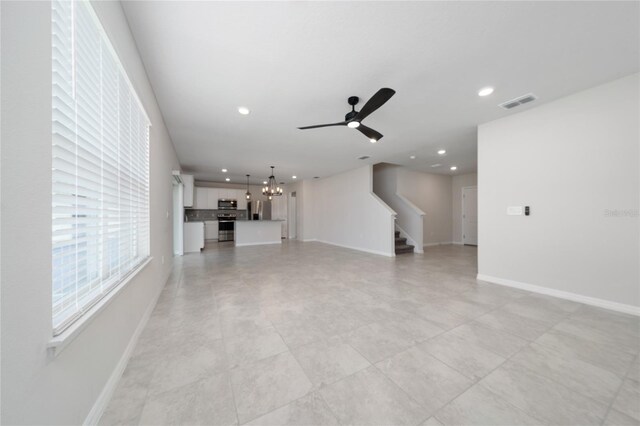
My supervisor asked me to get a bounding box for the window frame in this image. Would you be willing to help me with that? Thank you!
[50,0,152,343]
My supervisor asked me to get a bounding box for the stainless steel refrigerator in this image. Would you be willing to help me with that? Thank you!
[250,200,271,220]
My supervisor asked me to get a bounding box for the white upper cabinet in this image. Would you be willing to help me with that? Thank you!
[183,174,194,207]
[237,191,247,210]
[190,186,250,210]
[194,187,208,209]
[207,188,219,209]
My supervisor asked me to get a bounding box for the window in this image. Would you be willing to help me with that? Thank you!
[52,0,150,335]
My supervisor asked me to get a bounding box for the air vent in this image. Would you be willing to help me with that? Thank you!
[358,155,370,160]
[498,93,537,110]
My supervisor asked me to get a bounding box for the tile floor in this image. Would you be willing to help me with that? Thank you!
[100,241,640,426]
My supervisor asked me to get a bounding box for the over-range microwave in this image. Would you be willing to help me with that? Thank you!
[218,199,237,210]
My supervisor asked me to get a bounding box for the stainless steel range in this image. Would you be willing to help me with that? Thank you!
[217,212,236,242]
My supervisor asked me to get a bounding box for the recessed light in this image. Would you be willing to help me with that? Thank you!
[263,181,268,185]
[437,149,446,155]
[370,139,377,144]
[221,168,228,173]
[478,87,494,97]
[225,177,231,181]
[347,121,360,129]
[238,106,250,115]
[292,175,297,179]
[410,155,416,159]
[431,163,441,168]
[450,166,457,171]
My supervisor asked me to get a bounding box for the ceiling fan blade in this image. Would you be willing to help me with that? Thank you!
[298,122,347,130]
[355,88,395,122]
[357,124,383,141]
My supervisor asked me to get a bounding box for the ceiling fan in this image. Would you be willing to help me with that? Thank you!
[298,88,396,143]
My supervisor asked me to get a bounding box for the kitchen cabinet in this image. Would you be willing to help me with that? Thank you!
[189,186,250,210]
[183,174,194,207]
[204,220,218,240]
[237,193,247,210]
[184,222,204,252]
[208,188,219,209]
[220,188,233,200]
[194,187,208,209]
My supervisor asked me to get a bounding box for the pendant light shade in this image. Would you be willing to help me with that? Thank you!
[262,166,283,198]
[245,174,251,200]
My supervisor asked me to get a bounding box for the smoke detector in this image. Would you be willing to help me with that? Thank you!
[498,93,537,110]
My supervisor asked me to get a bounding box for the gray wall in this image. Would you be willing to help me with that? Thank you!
[0,1,181,423]
[478,73,639,311]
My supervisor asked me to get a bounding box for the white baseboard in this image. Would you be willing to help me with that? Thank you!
[452,241,463,245]
[235,241,282,247]
[423,241,455,247]
[477,274,640,317]
[314,239,394,257]
[85,267,174,425]
[301,238,317,242]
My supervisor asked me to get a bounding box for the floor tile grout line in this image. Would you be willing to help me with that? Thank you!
[432,334,551,426]
[497,345,616,422]
[214,280,242,426]
[600,352,640,425]
[231,327,344,426]
[132,263,186,426]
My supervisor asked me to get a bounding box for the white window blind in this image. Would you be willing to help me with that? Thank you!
[52,0,150,335]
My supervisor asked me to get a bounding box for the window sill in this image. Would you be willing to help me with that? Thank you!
[47,257,153,358]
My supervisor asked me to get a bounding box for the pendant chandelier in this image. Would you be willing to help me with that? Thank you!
[245,174,251,200]
[262,166,283,200]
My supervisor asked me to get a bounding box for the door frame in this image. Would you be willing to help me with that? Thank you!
[173,181,184,256]
[288,191,297,239]
[461,185,478,246]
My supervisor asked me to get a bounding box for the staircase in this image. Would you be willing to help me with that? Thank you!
[395,231,415,255]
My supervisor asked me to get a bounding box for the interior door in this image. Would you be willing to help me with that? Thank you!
[462,186,478,246]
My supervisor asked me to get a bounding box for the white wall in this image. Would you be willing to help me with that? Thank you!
[396,168,453,245]
[0,1,181,424]
[304,166,396,256]
[452,173,477,243]
[286,180,305,240]
[478,73,639,313]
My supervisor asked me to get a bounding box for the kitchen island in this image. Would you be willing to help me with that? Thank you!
[235,220,283,247]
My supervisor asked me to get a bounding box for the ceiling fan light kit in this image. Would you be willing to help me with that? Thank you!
[298,88,395,142]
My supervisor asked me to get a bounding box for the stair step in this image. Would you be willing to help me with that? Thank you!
[395,244,415,254]
[394,231,400,237]
[395,237,407,245]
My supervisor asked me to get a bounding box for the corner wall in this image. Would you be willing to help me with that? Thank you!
[478,73,639,313]
[0,1,181,424]
[304,166,396,256]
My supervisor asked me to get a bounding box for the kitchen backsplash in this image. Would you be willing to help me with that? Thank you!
[185,209,248,221]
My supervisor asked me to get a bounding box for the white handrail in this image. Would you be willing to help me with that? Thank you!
[396,193,425,216]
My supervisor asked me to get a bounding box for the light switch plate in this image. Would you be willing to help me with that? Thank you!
[507,206,524,216]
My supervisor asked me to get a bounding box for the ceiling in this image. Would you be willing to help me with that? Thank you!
[122,1,639,184]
